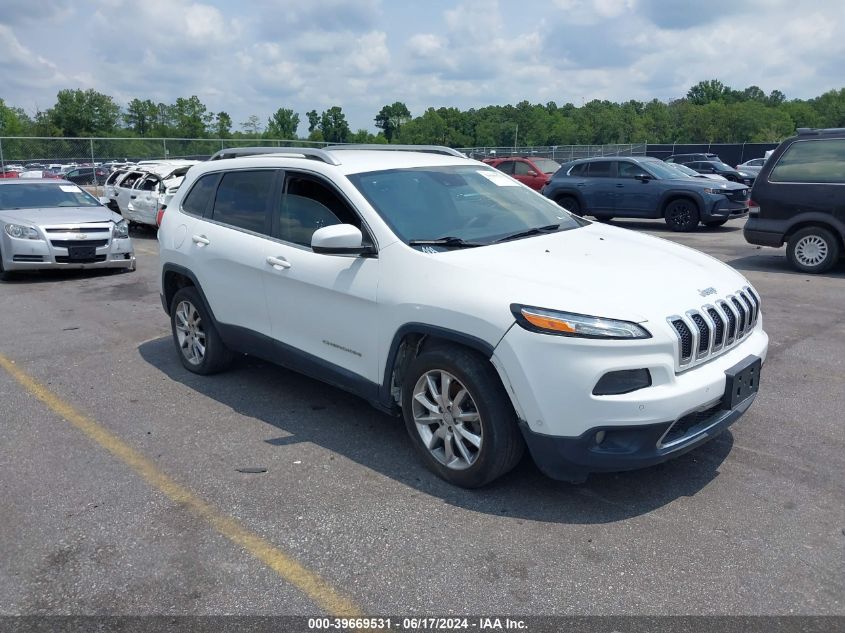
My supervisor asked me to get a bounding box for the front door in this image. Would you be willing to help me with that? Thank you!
[262,171,380,384]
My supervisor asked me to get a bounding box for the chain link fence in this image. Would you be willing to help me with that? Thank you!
[458,144,648,161]
[0,136,335,170]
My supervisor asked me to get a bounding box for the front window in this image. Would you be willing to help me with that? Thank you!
[0,183,102,210]
[348,166,584,245]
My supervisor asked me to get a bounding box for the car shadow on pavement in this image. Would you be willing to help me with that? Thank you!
[727,253,845,278]
[139,337,734,525]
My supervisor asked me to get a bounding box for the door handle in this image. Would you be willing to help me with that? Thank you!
[615,184,624,188]
[266,256,291,270]
[192,235,210,246]
[575,182,586,187]
[130,195,137,199]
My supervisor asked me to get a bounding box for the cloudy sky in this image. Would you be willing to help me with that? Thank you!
[2,0,844,135]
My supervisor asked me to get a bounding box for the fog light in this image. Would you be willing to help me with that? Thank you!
[593,369,652,395]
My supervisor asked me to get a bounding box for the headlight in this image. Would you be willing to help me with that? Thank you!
[701,187,724,194]
[113,219,129,239]
[4,224,41,240]
[511,305,651,339]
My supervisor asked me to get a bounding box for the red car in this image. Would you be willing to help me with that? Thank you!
[482,156,562,190]
[0,169,20,179]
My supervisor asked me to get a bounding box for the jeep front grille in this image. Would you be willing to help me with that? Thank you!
[667,287,761,370]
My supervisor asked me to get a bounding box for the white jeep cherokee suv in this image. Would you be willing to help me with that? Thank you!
[158,146,768,487]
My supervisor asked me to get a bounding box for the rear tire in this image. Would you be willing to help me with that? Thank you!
[401,346,524,488]
[556,195,582,216]
[170,286,234,374]
[664,199,700,232]
[786,226,840,274]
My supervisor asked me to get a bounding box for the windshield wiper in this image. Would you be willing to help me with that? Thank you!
[493,223,561,243]
[408,236,484,248]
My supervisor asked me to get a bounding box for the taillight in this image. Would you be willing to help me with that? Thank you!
[748,199,759,215]
[156,205,166,227]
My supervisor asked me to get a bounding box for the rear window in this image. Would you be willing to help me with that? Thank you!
[769,139,845,184]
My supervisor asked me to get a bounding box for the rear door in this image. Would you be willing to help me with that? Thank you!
[183,169,279,339]
[581,160,616,212]
[115,171,146,214]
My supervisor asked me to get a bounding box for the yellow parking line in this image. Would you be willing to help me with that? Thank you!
[0,353,362,617]
[134,247,158,256]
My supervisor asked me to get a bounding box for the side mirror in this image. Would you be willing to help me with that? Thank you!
[311,224,374,256]
[635,173,652,182]
[526,170,538,177]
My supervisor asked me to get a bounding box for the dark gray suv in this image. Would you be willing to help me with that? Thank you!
[542,157,750,231]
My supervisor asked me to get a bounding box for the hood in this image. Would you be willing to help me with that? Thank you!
[0,206,122,226]
[425,223,749,324]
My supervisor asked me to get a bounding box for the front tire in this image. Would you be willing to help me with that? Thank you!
[556,195,582,216]
[170,286,234,374]
[664,199,700,232]
[401,346,524,488]
[787,226,840,274]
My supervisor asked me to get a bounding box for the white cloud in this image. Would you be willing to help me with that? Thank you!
[0,0,843,134]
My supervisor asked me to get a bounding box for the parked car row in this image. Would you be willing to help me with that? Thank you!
[103,160,198,226]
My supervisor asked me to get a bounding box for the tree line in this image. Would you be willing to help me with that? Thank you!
[1,79,843,147]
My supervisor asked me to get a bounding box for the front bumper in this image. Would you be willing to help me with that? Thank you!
[491,317,768,478]
[520,391,755,481]
[705,197,749,220]
[1,234,135,271]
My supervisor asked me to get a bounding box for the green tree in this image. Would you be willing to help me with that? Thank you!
[240,114,263,136]
[213,111,232,138]
[123,98,158,136]
[374,102,411,142]
[172,96,212,137]
[265,108,300,139]
[686,79,730,106]
[48,88,120,136]
[306,110,320,133]
[318,106,350,143]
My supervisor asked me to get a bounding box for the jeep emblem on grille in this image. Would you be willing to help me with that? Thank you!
[698,287,717,297]
[74,233,88,240]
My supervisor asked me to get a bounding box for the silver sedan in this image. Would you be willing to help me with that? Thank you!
[0,180,135,280]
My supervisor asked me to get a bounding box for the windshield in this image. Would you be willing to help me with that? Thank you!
[0,183,102,210]
[641,160,689,180]
[348,165,584,245]
[664,163,701,178]
[532,158,561,174]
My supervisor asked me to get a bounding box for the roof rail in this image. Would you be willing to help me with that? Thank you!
[325,144,466,158]
[796,127,845,135]
[209,146,341,166]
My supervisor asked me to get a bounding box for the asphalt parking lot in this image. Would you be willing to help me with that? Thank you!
[0,218,843,617]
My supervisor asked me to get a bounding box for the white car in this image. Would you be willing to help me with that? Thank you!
[117,162,197,226]
[157,146,768,487]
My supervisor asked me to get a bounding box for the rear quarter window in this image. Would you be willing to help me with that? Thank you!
[182,173,219,216]
[769,139,845,184]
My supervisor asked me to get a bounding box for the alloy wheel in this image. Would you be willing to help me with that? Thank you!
[174,300,207,365]
[411,370,483,470]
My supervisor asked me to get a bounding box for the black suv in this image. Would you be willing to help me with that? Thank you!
[744,127,845,273]
[665,153,721,164]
